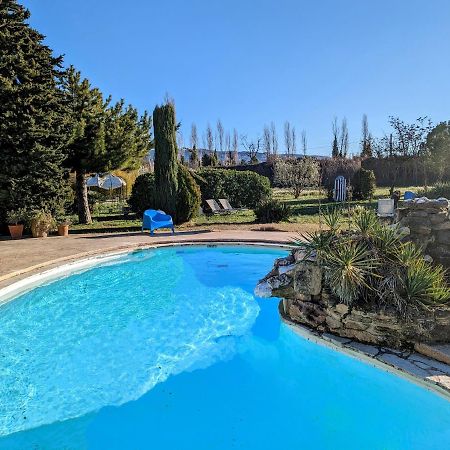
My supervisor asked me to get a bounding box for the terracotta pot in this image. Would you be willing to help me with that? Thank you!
[8,224,24,240]
[58,224,69,237]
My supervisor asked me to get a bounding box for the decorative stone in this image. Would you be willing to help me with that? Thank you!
[293,262,322,296]
[335,303,349,315]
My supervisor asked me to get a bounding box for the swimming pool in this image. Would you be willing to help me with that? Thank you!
[0,245,449,449]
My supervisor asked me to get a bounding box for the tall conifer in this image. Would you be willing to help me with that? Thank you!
[0,0,70,222]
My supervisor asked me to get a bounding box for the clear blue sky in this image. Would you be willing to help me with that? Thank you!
[22,0,450,155]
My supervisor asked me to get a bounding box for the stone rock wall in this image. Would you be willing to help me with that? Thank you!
[396,198,450,267]
[256,249,450,349]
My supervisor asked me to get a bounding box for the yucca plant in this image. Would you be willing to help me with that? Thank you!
[323,241,379,305]
[403,260,450,306]
[322,206,343,234]
[370,224,403,259]
[291,230,335,263]
[352,206,379,237]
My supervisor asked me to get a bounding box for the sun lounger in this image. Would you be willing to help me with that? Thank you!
[218,199,247,212]
[205,199,228,214]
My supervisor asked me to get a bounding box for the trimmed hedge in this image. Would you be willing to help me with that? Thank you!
[352,168,376,200]
[196,169,271,208]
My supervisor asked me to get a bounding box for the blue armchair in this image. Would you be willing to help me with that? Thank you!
[142,209,175,235]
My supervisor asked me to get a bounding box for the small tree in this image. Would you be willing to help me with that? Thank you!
[63,67,151,224]
[332,117,340,158]
[274,158,320,198]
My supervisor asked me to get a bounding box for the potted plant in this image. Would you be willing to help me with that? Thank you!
[6,208,27,239]
[57,216,71,237]
[29,210,55,238]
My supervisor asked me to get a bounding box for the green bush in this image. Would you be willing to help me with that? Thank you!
[352,168,376,200]
[425,182,450,199]
[129,169,200,224]
[254,200,291,223]
[197,169,271,208]
[128,173,155,215]
[175,165,201,224]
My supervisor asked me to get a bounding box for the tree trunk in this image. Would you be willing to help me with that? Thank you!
[76,170,92,224]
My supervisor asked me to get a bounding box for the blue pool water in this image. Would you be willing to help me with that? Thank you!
[0,245,449,449]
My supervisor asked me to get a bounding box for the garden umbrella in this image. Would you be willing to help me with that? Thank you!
[99,174,126,190]
[86,174,102,187]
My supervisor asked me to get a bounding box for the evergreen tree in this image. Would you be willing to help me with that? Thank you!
[62,67,151,223]
[0,0,70,223]
[332,136,340,158]
[189,145,200,168]
[153,102,179,217]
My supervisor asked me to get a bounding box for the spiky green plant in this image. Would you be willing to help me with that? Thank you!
[322,206,343,233]
[292,230,335,262]
[352,206,379,237]
[323,241,379,305]
[403,260,450,306]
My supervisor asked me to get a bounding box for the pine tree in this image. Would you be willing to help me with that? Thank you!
[153,102,179,217]
[62,67,151,223]
[0,0,70,223]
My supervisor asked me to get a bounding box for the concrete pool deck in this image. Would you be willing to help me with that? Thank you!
[1,229,450,398]
[0,230,294,288]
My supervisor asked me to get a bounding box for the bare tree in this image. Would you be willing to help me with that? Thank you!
[284,121,292,155]
[263,125,271,160]
[339,117,349,157]
[291,126,297,156]
[190,123,198,149]
[301,130,307,156]
[242,135,261,163]
[232,128,239,164]
[225,130,232,165]
[216,119,224,153]
[270,122,278,156]
[206,123,214,153]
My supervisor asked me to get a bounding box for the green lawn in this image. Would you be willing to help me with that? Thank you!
[71,186,423,233]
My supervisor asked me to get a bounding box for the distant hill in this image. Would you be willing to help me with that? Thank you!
[146,148,328,163]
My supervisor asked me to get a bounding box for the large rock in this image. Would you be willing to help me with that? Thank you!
[255,239,450,349]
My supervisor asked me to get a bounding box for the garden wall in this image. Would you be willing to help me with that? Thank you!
[396,198,450,267]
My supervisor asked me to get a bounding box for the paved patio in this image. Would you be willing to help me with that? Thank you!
[0,230,293,288]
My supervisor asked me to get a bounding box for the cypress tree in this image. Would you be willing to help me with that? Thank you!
[332,136,340,158]
[0,0,70,223]
[153,102,179,217]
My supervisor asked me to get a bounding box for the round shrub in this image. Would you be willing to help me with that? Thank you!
[175,165,201,224]
[352,168,376,200]
[254,200,291,223]
[128,173,155,215]
[197,169,271,208]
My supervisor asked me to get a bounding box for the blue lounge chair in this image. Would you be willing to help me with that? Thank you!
[404,191,417,201]
[142,209,175,235]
